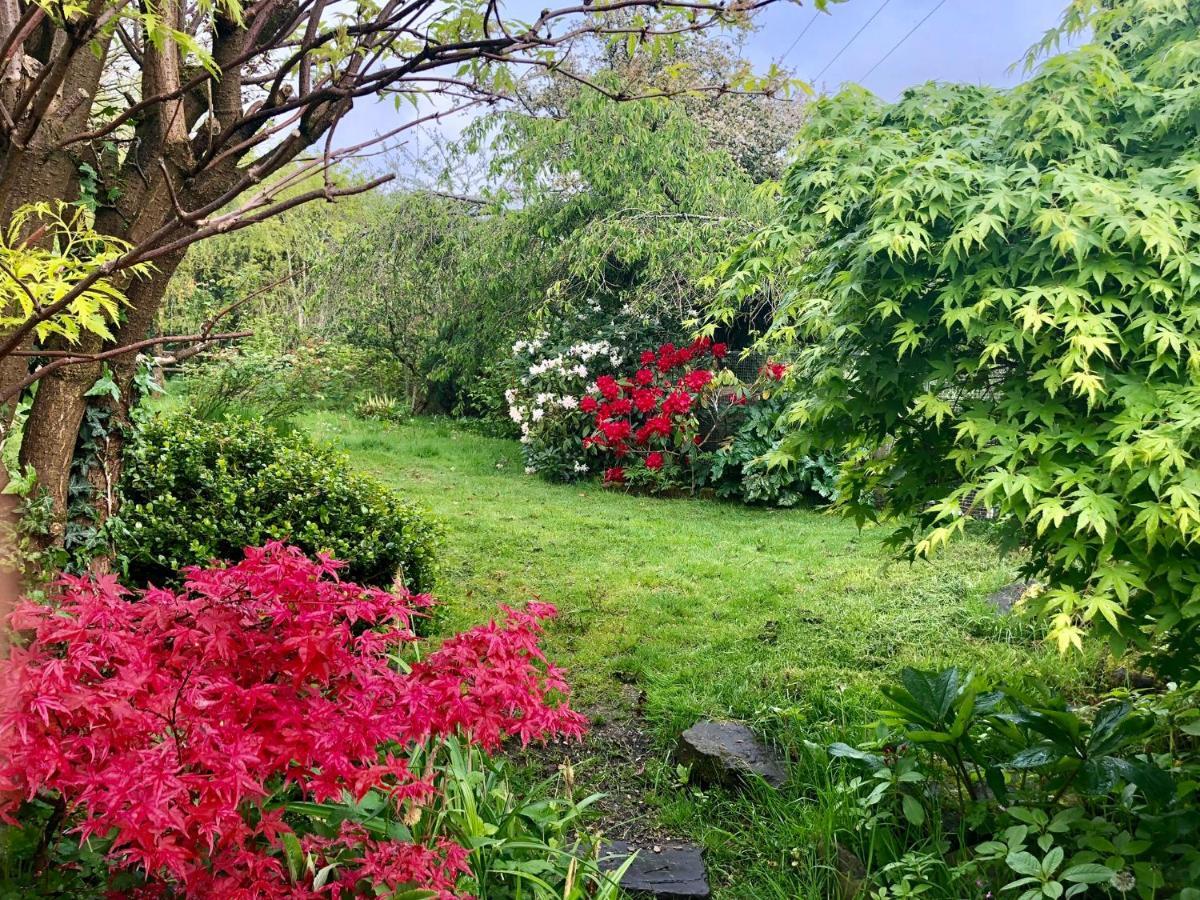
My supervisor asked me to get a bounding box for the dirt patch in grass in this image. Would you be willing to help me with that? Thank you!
[516,681,679,843]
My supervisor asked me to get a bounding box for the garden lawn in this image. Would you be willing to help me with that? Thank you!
[303,412,1094,898]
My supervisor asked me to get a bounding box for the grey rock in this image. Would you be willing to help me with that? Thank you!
[1109,667,1161,691]
[675,720,787,790]
[600,840,709,898]
[834,844,866,900]
[986,580,1035,614]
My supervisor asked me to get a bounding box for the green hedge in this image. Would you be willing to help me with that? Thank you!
[116,414,439,591]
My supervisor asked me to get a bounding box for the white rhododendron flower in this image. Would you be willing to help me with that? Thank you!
[559,396,578,410]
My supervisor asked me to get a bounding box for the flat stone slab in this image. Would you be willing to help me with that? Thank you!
[675,720,787,790]
[600,840,709,898]
[986,580,1035,614]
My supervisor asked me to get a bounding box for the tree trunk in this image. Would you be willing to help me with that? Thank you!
[0,463,20,655]
[84,251,187,562]
[17,352,100,540]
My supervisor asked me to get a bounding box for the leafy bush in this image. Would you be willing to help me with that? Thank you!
[714,0,1200,674]
[708,365,840,506]
[411,738,632,899]
[179,341,375,425]
[0,543,586,897]
[114,414,439,590]
[827,667,1199,897]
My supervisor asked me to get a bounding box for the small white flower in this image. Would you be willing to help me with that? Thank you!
[572,364,588,378]
[559,396,578,410]
[509,406,526,423]
[573,461,588,473]
[519,434,531,443]
[504,388,517,404]
[532,408,544,421]
[535,392,552,406]
[524,466,537,474]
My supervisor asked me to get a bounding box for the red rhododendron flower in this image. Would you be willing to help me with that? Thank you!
[595,375,620,401]
[603,466,625,483]
[762,361,788,381]
[661,390,693,416]
[579,340,738,490]
[0,543,584,896]
[633,388,660,414]
[600,419,632,443]
[646,415,673,438]
[580,395,598,413]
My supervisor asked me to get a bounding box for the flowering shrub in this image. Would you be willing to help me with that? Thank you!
[501,292,678,480]
[580,337,730,492]
[505,330,622,481]
[0,542,584,896]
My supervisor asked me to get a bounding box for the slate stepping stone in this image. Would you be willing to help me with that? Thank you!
[675,720,787,790]
[600,840,710,898]
[985,580,1035,614]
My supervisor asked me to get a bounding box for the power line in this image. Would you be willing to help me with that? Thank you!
[860,0,950,82]
[780,9,821,63]
[813,0,892,84]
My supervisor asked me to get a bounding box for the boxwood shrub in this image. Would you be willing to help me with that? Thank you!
[116,414,439,591]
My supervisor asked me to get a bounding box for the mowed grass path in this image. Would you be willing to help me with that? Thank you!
[304,412,1090,897]
[305,413,1084,729]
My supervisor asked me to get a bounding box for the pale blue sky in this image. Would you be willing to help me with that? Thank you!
[338,0,1080,170]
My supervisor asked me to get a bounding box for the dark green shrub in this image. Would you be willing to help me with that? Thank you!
[708,388,839,507]
[114,414,439,590]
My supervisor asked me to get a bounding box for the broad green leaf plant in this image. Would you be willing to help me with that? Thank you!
[712,0,1200,675]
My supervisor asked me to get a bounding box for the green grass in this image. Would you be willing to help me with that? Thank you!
[303,412,1094,897]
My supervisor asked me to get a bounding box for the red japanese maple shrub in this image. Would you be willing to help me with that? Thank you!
[0,542,584,897]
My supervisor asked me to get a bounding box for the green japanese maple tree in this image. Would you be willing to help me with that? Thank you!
[713,0,1200,675]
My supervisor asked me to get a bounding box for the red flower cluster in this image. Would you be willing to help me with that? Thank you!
[762,361,789,381]
[0,543,584,897]
[583,337,725,482]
